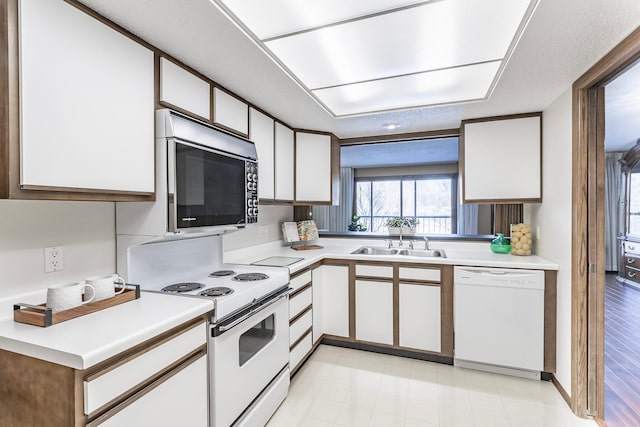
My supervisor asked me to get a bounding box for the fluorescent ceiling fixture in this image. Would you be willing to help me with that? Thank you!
[211,0,538,117]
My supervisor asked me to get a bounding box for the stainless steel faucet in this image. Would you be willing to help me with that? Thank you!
[423,236,430,250]
[386,239,393,249]
[409,240,414,250]
[398,231,403,247]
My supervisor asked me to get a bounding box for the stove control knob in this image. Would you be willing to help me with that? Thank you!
[252,173,258,181]
[247,172,253,181]
[247,199,253,207]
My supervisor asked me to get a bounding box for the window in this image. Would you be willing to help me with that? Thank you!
[629,171,640,236]
[355,175,457,234]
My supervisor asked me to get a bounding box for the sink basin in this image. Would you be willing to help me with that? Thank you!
[351,246,399,255]
[350,246,446,258]
[397,249,447,258]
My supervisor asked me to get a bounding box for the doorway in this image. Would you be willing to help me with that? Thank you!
[572,27,640,423]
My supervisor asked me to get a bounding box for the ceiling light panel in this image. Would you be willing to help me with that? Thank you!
[312,61,500,116]
[265,0,531,90]
[214,0,430,40]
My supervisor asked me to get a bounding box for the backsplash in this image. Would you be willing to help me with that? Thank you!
[0,200,116,298]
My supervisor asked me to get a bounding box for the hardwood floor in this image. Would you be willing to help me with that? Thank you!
[603,273,640,427]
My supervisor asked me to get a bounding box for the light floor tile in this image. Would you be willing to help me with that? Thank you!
[272,345,599,427]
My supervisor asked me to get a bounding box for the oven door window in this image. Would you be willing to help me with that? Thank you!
[239,314,275,366]
[175,142,246,228]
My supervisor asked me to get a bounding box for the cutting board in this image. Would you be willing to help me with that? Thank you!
[251,256,304,267]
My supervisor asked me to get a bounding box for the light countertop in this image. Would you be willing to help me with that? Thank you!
[0,290,213,370]
[225,237,559,274]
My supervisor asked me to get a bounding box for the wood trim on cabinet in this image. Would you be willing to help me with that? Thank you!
[83,317,206,381]
[396,278,441,286]
[440,265,454,357]
[290,305,312,325]
[290,327,313,351]
[85,347,207,426]
[349,262,356,339]
[339,128,460,145]
[571,25,640,418]
[0,348,82,427]
[393,264,400,347]
[158,100,211,125]
[290,283,312,299]
[544,270,558,373]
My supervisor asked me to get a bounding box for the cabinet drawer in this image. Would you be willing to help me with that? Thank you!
[289,287,312,320]
[399,267,440,282]
[290,331,312,371]
[290,309,312,347]
[624,241,640,255]
[356,264,393,278]
[623,253,640,268]
[624,265,640,284]
[84,322,206,415]
[290,271,311,293]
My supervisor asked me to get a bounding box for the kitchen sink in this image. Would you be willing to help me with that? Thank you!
[351,246,399,255]
[350,246,446,258]
[397,249,446,258]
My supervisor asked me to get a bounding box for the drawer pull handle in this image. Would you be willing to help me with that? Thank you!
[629,245,636,250]
[628,258,635,264]
[629,271,636,278]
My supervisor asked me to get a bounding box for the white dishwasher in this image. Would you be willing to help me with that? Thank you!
[454,266,545,379]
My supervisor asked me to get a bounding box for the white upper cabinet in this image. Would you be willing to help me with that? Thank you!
[159,57,211,121]
[461,113,542,203]
[213,87,249,136]
[19,0,155,195]
[274,122,294,201]
[295,132,332,203]
[249,108,275,200]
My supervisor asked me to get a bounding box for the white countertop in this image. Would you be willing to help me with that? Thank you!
[0,290,213,370]
[225,237,559,273]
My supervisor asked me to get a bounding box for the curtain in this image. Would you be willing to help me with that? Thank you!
[605,152,624,271]
[458,203,479,235]
[312,168,355,231]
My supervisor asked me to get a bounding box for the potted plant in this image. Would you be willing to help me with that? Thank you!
[384,217,418,235]
[348,215,367,232]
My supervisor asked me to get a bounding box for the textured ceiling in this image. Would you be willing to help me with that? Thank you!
[77,0,640,138]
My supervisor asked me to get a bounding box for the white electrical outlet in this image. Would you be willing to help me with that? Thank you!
[536,226,541,240]
[44,246,64,273]
[259,226,269,238]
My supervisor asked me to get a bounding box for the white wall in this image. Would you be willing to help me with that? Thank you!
[223,205,293,251]
[0,200,116,298]
[526,87,573,396]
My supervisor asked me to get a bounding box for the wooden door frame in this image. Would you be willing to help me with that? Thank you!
[572,27,640,418]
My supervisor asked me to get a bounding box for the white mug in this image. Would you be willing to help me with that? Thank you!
[46,282,96,313]
[86,274,126,301]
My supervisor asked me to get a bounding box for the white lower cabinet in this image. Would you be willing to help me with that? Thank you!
[399,283,441,353]
[314,265,350,339]
[96,354,208,427]
[355,280,393,345]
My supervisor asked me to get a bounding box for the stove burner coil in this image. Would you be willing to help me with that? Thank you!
[209,270,236,277]
[233,273,269,282]
[199,287,234,297]
[161,282,205,293]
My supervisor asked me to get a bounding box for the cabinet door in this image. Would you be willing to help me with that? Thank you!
[97,354,208,427]
[274,123,294,201]
[355,280,393,345]
[249,108,275,200]
[399,283,441,353]
[19,0,154,194]
[322,265,350,337]
[295,132,332,203]
[213,87,249,136]
[461,114,541,203]
[160,57,211,120]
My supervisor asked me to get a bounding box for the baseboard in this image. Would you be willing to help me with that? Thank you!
[552,374,572,408]
[321,337,454,365]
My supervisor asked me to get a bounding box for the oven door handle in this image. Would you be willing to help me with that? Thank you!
[217,289,290,333]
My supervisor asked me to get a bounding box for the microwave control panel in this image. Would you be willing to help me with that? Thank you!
[246,161,259,223]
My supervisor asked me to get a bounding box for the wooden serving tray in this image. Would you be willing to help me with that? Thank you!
[291,244,324,251]
[13,285,140,327]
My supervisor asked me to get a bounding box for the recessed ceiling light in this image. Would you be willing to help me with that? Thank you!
[382,123,402,130]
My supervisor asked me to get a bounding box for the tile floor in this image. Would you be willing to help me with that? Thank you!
[268,345,598,427]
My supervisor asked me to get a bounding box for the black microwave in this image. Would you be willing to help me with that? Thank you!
[164,113,258,233]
